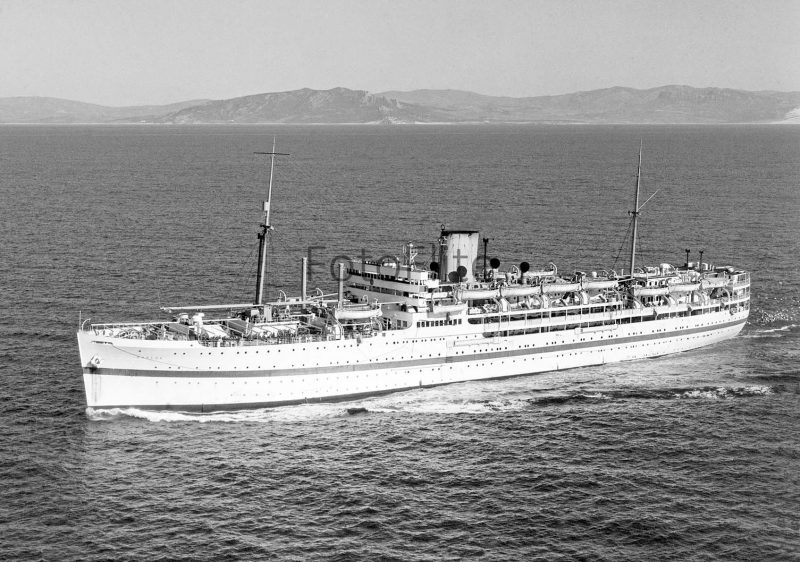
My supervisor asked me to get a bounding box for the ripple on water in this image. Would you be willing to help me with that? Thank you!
[2,125,799,560]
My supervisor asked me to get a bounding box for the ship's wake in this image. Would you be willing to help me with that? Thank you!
[741,323,798,338]
[85,405,349,423]
[85,381,781,423]
[528,385,775,405]
[85,351,787,422]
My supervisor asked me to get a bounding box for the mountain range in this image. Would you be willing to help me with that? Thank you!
[2,86,799,124]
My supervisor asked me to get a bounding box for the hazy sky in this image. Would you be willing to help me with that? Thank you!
[1,0,798,106]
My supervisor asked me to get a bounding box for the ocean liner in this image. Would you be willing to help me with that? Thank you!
[78,145,750,411]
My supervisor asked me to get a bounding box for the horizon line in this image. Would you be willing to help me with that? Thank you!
[3,83,800,109]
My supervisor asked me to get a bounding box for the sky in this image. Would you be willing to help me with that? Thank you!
[1,0,798,106]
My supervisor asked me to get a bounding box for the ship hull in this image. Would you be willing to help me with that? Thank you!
[79,309,747,411]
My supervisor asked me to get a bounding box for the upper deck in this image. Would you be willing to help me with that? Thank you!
[82,228,750,352]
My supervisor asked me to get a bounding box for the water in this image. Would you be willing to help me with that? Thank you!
[1,125,798,560]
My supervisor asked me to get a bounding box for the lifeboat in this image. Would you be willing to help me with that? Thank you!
[700,277,729,289]
[541,282,582,294]
[668,282,700,294]
[333,305,383,321]
[456,287,501,300]
[633,286,669,297]
[432,302,467,314]
[582,279,618,291]
[500,285,540,298]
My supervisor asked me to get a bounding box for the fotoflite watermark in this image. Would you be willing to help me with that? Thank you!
[303,244,499,282]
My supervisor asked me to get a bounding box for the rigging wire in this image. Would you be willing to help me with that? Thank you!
[637,218,651,264]
[234,242,258,303]
[611,217,634,272]
[266,232,275,301]
[637,188,662,212]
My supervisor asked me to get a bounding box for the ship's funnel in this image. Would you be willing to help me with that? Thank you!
[438,229,480,283]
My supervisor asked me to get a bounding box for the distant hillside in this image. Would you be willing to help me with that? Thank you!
[0,97,208,124]
[379,86,800,124]
[156,87,423,124]
[2,86,799,124]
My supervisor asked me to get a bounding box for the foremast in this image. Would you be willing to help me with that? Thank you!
[254,139,289,305]
[628,140,643,276]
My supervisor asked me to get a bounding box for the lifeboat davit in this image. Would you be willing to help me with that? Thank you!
[523,268,557,280]
[689,291,711,305]
[523,295,549,309]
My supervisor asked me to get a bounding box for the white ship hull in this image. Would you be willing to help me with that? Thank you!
[79,308,747,411]
[78,148,751,413]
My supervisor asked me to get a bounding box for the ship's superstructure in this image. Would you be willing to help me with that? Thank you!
[77,147,750,411]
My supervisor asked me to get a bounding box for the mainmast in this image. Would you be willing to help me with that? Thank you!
[254,139,289,305]
[628,140,643,277]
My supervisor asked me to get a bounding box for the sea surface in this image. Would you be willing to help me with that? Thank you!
[1,124,799,560]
